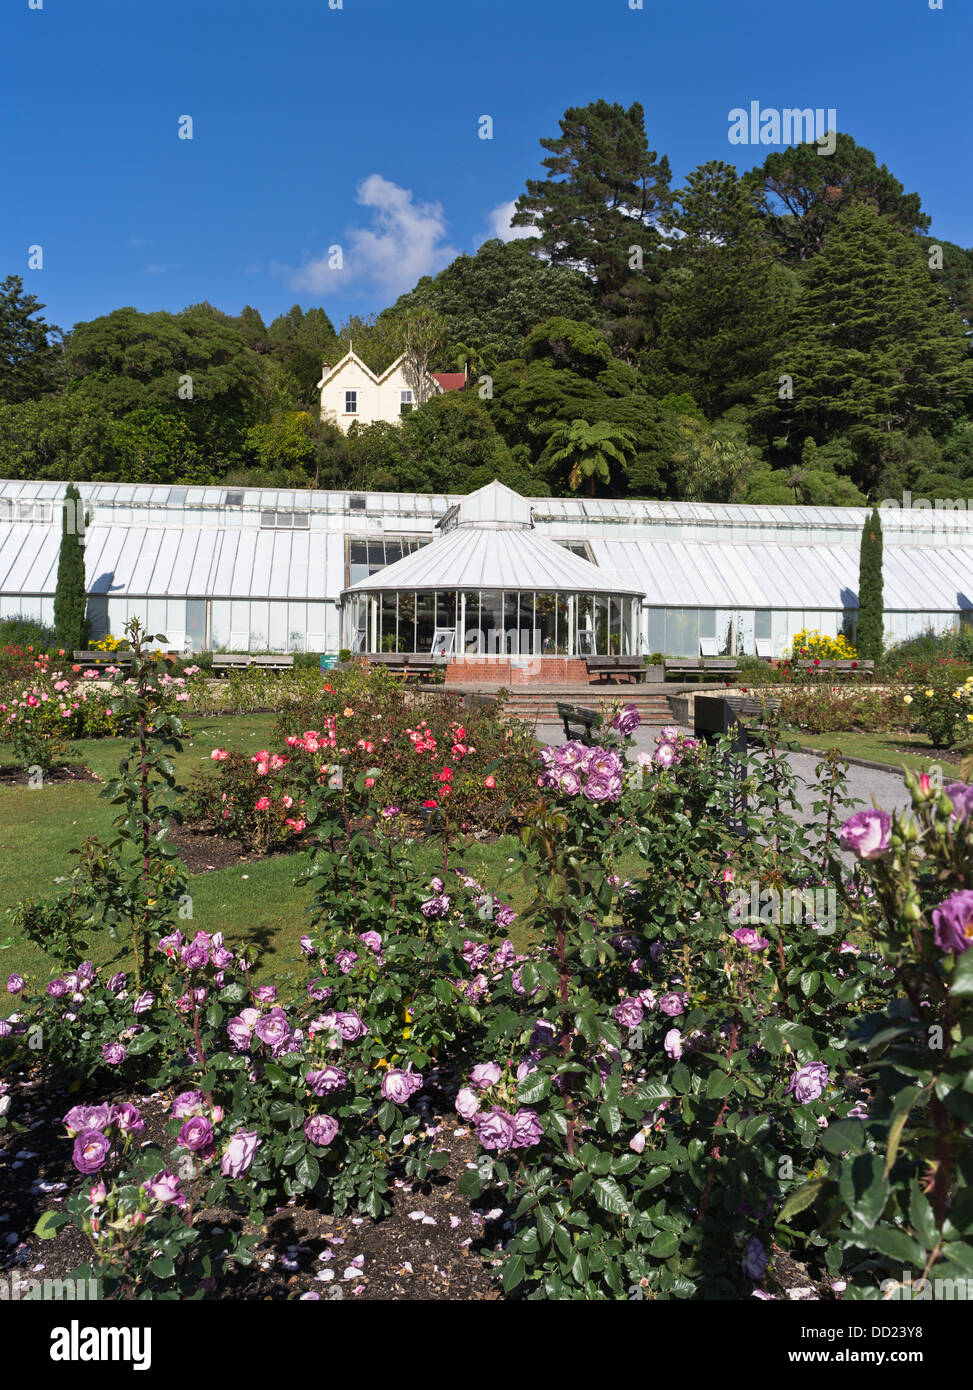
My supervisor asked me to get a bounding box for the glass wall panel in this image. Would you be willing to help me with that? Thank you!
[737,610,755,656]
[249,601,268,651]
[186,600,207,654]
[462,591,481,653]
[381,593,398,651]
[348,540,368,586]
[478,590,502,653]
[416,593,435,652]
[609,598,622,655]
[715,609,736,655]
[211,600,230,651]
[519,593,535,655]
[536,593,557,655]
[577,594,595,655]
[556,593,569,654]
[754,610,772,640]
[287,603,306,652]
[504,592,519,653]
[700,609,716,639]
[647,607,665,654]
[436,591,456,634]
[595,596,609,654]
[230,601,249,651]
[268,602,287,651]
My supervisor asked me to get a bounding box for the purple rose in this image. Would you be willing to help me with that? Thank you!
[653,742,678,769]
[611,704,641,737]
[493,939,516,969]
[72,1129,111,1175]
[46,978,68,998]
[558,767,582,797]
[132,990,155,1014]
[299,934,315,956]
[462,941,490,969]
[456,1088,480,1120]
[741,1236,767,1281]
[254,1007,292,1051]
[171,1090,206,1119]
[304,1113,338,1147]
[180,940,210,970]
[614,997,643,1029]
[381,1069,423,1105]
[324,1010,368,1042]
[732,927,771,952]
[664,1028,683,1060]
[495,906,517,929]
[931,889,973,955]
[787,1061,829,1105]
[107,972,127,993]
[475,1107,518,1151]
[63,1103,110,1135]
[144,1170,186,1207]
[158,930,184,958]
[306,1066,348,1096]
[334,949,358,974]
[512,1108,542,1148]
[307,977,332,1002]
[658,992,687,1017]
[359,931,383,953]
[253,984,277,1002]
[102,1043,127,1066]
[583,772,615,803]
[221,1129,261,1178]
[211,946,234,970]
[945,782,973,823]
[6,974,24,994]
[177,1116,214,1152]
[420,894,450,919]
[838,809,892,859]
[226,1015,254,1051]
[470,1061,502,1090]
[110,1102,144,1132]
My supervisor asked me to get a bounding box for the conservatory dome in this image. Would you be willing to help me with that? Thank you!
[340,480,644,659]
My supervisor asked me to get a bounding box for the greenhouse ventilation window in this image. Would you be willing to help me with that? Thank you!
[349,494,367,511]
[224,491,244,507]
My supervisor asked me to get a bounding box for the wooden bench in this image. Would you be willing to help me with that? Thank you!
[586,655,645,684]
[556,702,604,745]
[72,650,134,671]
[212,654,295,675]
[791,658,875,678]
[365,653,438,680]
[664,658,740,681]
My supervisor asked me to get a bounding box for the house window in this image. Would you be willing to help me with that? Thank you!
[344,390,358,414]
[400,390,413,415]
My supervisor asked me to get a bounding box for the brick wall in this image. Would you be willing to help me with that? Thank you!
[445,656,590,685]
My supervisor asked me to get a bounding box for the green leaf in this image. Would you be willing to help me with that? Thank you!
[839,1154,889,1230]
[295,1154,320,1189]
[34,1210,70,1240]
[649,1230,679,1259]
[516,1072,550,1106]
[124,1030,158,1056]
[592,1178,629,1216]
[502,1254,525,1293]
[776,1179,827,1225]
[951,949,973,997]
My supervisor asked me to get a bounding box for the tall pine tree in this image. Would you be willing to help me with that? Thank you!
[857,507,884,660]
[54,483,88,652]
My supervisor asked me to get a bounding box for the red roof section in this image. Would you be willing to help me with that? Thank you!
[431,372,467,392]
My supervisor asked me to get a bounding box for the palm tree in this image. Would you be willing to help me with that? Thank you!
[542,418,637,496]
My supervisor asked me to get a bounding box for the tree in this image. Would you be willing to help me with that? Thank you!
[0,274,62,403]
[671,415,764,502]
[512,100,672,355]
[389,238,597,367]
[745,132,930,263]
[646,161,793,415]
[54,483,88,652]
[857,508,884,660]
[399,309,450,406]
[765,204,973,488]
[541,418,636,495]
[395,391,523,493]
[264,305,341,405]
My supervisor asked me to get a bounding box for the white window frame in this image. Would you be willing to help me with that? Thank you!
[344,390,358,415]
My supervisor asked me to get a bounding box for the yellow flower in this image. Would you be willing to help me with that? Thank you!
[903,695,913,705]
[402,1028,412,1040]
[926,689,934,697]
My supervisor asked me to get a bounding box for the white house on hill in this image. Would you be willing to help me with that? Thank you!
[316,349,466,433]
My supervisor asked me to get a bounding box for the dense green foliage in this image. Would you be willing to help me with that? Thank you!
[53,483,88,653]
[858,508,885,662]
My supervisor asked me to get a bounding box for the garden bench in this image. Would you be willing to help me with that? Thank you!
[556,702,604,745]
[366,653,438,680]
[211,654,295,675]
[795,658,874,678]
[586,655,645,684]
[664,658,740,681]
[72,650,134,671]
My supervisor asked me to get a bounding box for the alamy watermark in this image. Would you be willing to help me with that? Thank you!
[728,103,837,156]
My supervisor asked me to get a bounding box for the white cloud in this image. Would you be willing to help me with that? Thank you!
[484,199,539,243]
[290,174,458,298]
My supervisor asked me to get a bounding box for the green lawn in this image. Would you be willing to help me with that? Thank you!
[797,729,964,778]
[0,714,540,990]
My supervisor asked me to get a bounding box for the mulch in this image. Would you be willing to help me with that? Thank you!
[0,763,100,786]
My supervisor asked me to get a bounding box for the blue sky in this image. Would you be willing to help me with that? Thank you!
[2,0,969,335]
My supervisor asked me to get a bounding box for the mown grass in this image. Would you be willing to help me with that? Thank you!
[0,714,554,991]
[797,730,966,778]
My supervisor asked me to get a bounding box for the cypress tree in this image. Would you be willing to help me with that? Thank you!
[53,483,88,652]
[857,507,884,660]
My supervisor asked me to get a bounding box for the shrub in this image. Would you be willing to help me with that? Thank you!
[906,669,973,749]
[785,628,858,661]
[0,615,58,652]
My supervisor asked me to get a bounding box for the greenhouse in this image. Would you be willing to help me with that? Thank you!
[341,482,643,658]
[0,477,971,661]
